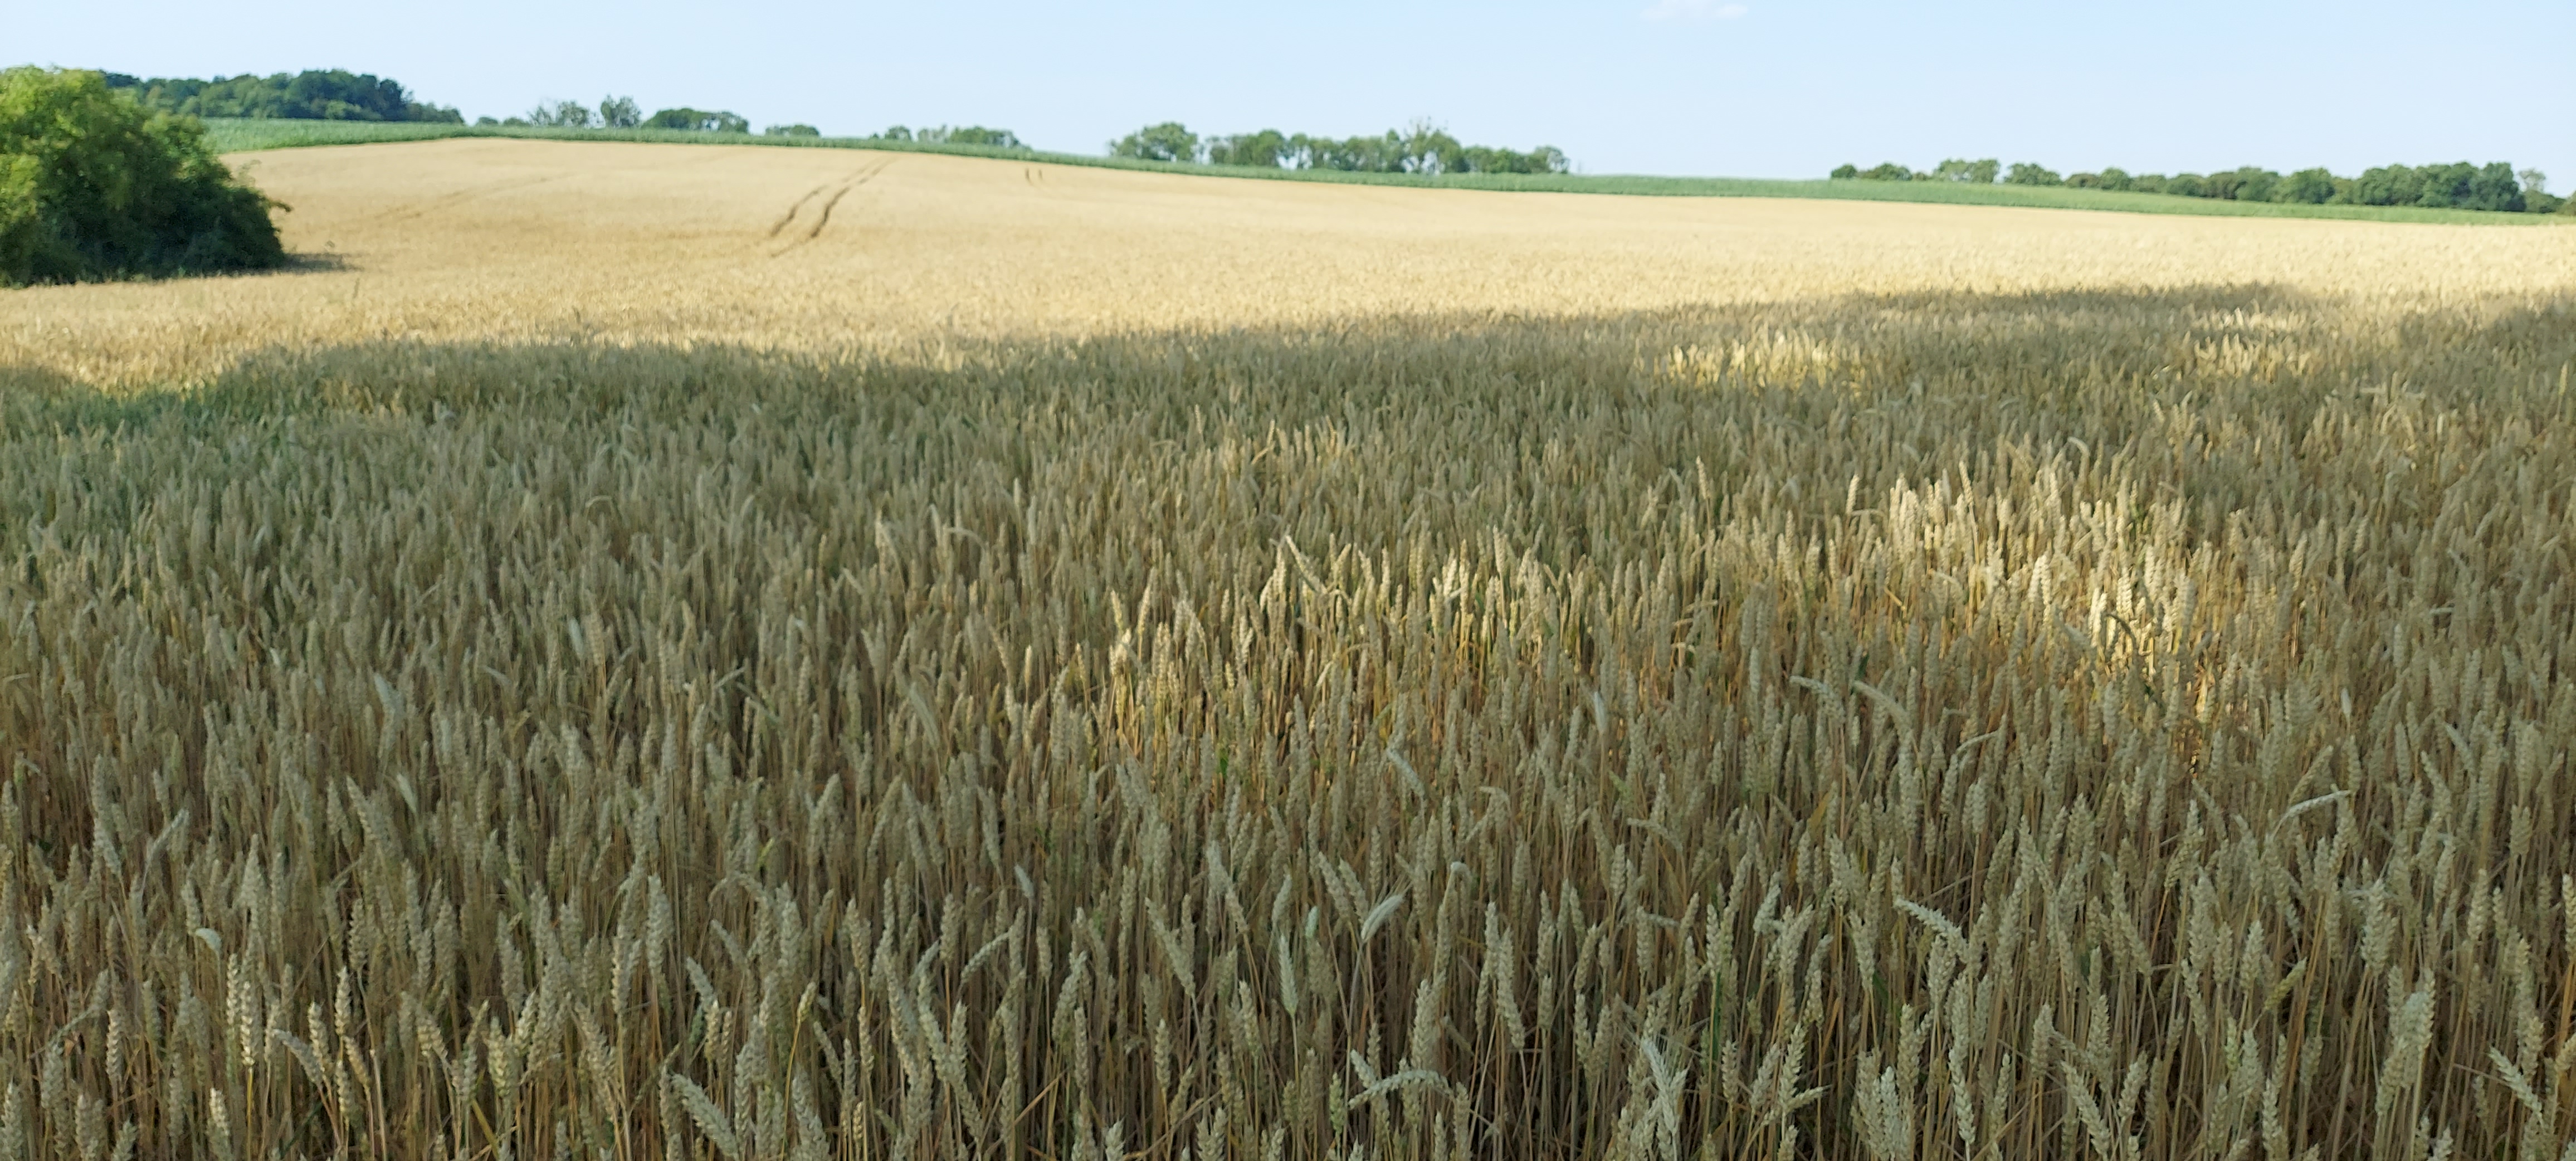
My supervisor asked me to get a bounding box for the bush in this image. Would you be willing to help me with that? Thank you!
[764,124,821,138]
[1,67,283,286]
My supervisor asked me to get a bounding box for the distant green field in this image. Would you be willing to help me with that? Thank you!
[203,119,2568,226]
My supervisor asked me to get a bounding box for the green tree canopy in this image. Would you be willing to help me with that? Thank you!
[104,70,460,123]
[1207,129,1289,168]
[916,126,1021,148]
[1110,122,1201,163]
[645,108,750,134]
[1930,158,2000,183]
[525,100,594,129]
[1,67,284,285]
[1119,120,1568,174]
[2276,168,2338,204]
[598,96,642,129]
[1850,155,2549,212]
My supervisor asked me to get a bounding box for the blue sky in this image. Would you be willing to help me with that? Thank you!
[19,0,2573,188]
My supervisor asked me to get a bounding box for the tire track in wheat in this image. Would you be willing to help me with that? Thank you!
[769,158,895,257]
[765,182,833,238]
[374,174,567,223]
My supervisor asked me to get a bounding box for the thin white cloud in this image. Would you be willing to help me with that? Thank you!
[1642,0,1748,22]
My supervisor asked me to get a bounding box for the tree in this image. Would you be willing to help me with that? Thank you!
[1207,129,1289,168]
[764,124,821,138]
[1829,163,1858,180]
[1297,132,1407,172]
[2236,167,2281,202]
[1397,119,1463,174]
[1967,158,2000,184]
[1110,122,1200,163]
[2275,167,2336,204]
[105,70,461,123]
[598,96,642,129]
[1458,145,1567,174]
[2520,169,2564,213]
[644,108,749,133]
[1,67,284,285]
[1860,162,1911,182]
[1115,119,1569,174]
[2349,164,2422,207]
[2065,169,2140,191]
[2465,162,2524,212]
[525,100,594,128]
[2004,162,2059,186]
[2382,161,2522,211]
[1522,146,1571,174]
[917,126,1021,147]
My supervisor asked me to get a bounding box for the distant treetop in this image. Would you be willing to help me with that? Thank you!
[472,99,752,134]
[643,108,750,134]
[1829,157,2567,214]
[1108,119,1569,176]
[869,126,1024,149]
[104,70,461,123]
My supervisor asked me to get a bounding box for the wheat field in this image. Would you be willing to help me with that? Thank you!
[3,139,2575,1161]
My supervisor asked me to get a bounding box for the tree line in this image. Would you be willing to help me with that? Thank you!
[1109,120,1570,175]
[865,126,1024,148]
[103,70,461,123]
[484,98,828,138]
[97,72,836,139]
[1831,157,2568,214]
[479,103,1024,147]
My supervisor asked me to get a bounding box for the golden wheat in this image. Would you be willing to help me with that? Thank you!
[0,139,2572,1160]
